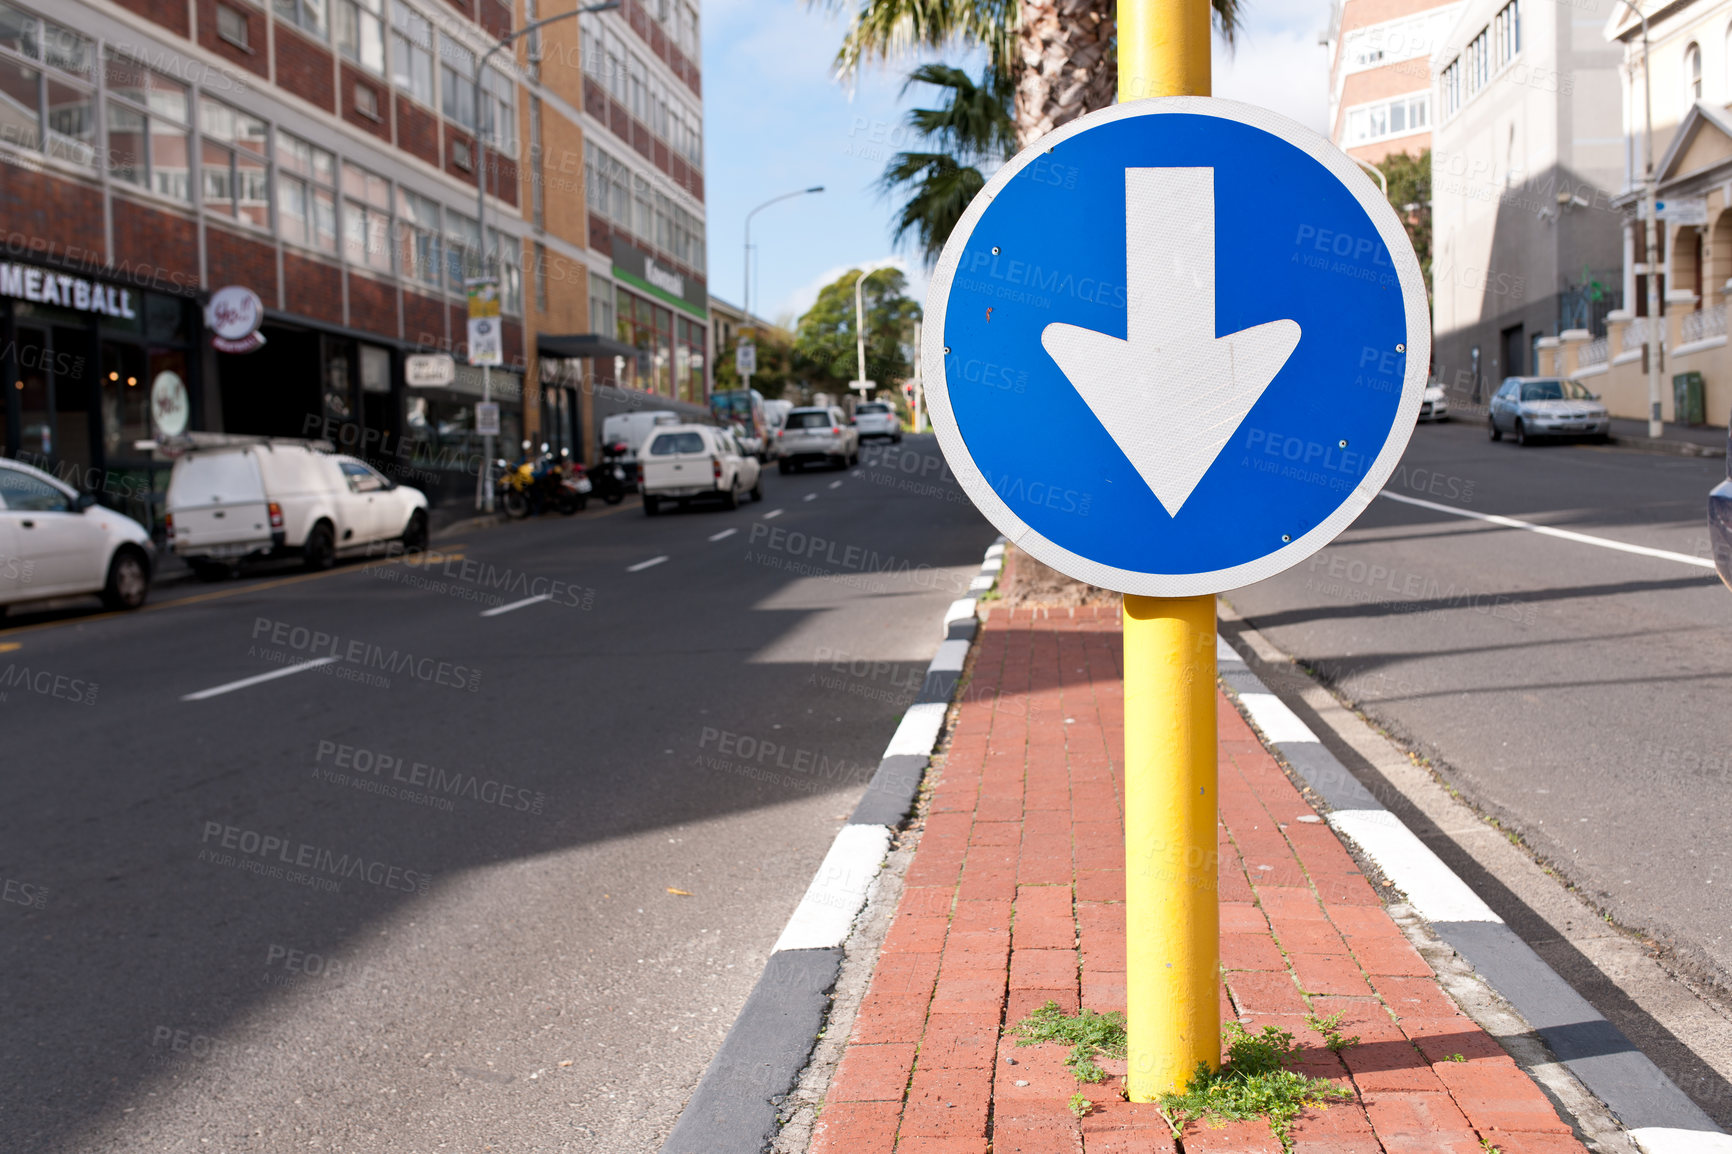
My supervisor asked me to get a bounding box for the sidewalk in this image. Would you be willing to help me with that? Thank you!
[810,605,1587,1154]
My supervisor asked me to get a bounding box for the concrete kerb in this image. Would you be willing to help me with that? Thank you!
[657,536,1007,1154]
[1217,634,1731,1153]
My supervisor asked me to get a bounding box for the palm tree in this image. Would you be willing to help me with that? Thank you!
[818,0,1242,146]
[878,63,1015,265]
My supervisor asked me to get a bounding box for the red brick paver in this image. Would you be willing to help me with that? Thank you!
[814,606,1587,1153]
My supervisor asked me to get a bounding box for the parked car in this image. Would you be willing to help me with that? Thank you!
[1419,384,1450,422]
[1488,378,1611,445]
[166,440,428,576]
[775,406,860,473]
[711,389,770,461]
[853,400,903,442]
[1710,421,1732,591]
[639,424,763,515]
[600,410,681,472]
[0,457,154,614]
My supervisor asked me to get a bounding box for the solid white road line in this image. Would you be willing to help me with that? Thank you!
[182,657,341,702]
[1328,809,1503,923]
[480,593,552,617]
[762,509,784,520]
[709,528,737,542]
[803,493,817,502]
[1237,691,1319,744]
[772,823,894,952]
[828,481,842,489]
[627,556,669,572]
[1380,491,1715,569]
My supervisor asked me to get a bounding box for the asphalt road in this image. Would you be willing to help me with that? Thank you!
[1226,420,1732,995]
[0,435,995,1154]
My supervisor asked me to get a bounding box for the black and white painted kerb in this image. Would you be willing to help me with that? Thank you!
[1217,635,1731,1154]
[659,538,1006,1154]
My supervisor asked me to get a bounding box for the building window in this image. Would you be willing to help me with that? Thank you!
[524,0,540,82]
[1467,28,1489,93]
[1492,0,1520,70]
[342,162,393,272]
[1686,42,1703,101]
[446,209,481,289]
[216,4,251,49]
[1345,94,1428,145]
[389,1,433,105]
[529,95,544,229]
[337,0,385,74]
[105,51,191,200]
[491,228,522,314]
[480,66,514,154]
[590,279,614,339]
[199,95,269,226]
[274,0,329,40]
[0,1,97,167]
[450,136,472,170]
[1441,58,1461,119]
[677,1,697,57]
[396,188,441,285]
[276,130,337,251]
[353,81,379,119]
[533,241,548,311]
[439,34,475,128]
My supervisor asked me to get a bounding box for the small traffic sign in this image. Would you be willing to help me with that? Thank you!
[735,339,756,376]
[924,98,1429,596]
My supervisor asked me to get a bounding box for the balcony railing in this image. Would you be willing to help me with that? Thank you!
[1680,303,1728,347]
[1578,337,1608,367]
[1622,317,1653,352]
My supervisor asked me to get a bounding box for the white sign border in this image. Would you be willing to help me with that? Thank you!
[921,96,1431,597]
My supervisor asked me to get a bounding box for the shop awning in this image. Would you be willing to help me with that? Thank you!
[538,333,642,360]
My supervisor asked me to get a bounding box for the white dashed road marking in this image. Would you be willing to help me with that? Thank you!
[762,509,784,520]
[709,528,737,542]
[627,556,669,572]
[480,593,552,617]
[182,657,341,702]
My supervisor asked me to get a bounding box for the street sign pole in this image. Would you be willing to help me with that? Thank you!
[1118,0,1218,1102]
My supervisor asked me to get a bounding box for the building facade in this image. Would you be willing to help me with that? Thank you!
[1428,0,1625,403]
[0,0,706,529]
[1539,0,1732,425]
[1326,0,1464,164]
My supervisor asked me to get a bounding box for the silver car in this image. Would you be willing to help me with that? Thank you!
[1488,377,1610,445]
[775,406,860,473]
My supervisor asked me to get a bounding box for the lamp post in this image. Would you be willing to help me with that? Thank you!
[853,265,893,400]
[1617,0,1663,438]
[738,186,822,393]
[471,0,619,511]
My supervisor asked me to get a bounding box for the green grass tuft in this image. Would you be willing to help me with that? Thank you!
[1007,1000,1126,1083]
[1158,1021,1355,1152]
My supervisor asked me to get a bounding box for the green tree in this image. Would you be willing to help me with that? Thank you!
[817,0,1243,147]
[792,268,922,394]
[880,63,1015,267]
[1378,149,1432,295]
[713,328,797,399]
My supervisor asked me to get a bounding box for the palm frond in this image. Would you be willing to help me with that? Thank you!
[879,152,988,267]
[814,0,1017,82]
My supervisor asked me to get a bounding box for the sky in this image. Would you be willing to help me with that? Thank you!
[699,0,1333,329]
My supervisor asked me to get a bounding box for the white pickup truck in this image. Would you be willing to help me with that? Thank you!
[638,425,763,515]
[167,440,428,576]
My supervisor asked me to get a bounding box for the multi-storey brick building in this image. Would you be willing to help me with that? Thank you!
[1325,0,1465,163]
[0,0,707,526]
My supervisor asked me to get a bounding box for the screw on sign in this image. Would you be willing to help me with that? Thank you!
[923,93,1427,1098]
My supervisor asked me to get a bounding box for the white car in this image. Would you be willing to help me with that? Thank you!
[853,401,902,442]
[1419,384,1450,422]
[0,457,154,614]
[167,440,428,576]
[600,409,681,467]
[775,406,860,473]
[638,425,763,515]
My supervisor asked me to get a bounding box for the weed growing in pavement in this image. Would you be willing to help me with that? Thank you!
[1008,1001,1126,1083]
[1157,1022,1354,1152]
[1303,1011,1360,1053]
[1067,1091,1091,1117]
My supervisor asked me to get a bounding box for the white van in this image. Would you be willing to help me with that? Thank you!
[600,410,681,463]
[639,424,762,514]
[167,440,428,576]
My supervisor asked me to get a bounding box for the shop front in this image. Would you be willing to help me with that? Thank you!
[607,238,708,404]
[0,259,198,534]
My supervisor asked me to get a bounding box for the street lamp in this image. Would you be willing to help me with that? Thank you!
[471,0,620,511]
[743,186,824,316]
[1617,0,1663,439]
[853,265,894,399]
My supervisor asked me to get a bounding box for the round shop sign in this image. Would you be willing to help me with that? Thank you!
[206,285,267,353]
[151,370,190,438]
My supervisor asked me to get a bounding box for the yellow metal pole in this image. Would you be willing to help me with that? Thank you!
[1118,0,1218,1104]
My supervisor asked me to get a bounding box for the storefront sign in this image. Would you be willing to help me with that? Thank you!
[151,370,190,437]
[610,237,707,319]
[406,353,457,387]
[0,263,135,318]
[206,285,266,353]
[466,278,502,367]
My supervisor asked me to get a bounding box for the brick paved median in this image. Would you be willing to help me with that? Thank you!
[811,605,1588,1154]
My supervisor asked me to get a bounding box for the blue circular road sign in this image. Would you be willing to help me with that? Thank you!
[924,98,1430,596]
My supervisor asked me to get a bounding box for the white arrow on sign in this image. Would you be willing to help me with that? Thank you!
[1042,167,1301,517]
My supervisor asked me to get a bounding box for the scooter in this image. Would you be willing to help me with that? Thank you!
[530,446,590,515]
[588,440,633,505]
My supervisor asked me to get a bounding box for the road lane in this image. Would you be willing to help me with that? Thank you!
[1,436,994,1154]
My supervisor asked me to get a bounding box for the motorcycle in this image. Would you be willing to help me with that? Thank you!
[589,440,633,505]
[497,448,591,517]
